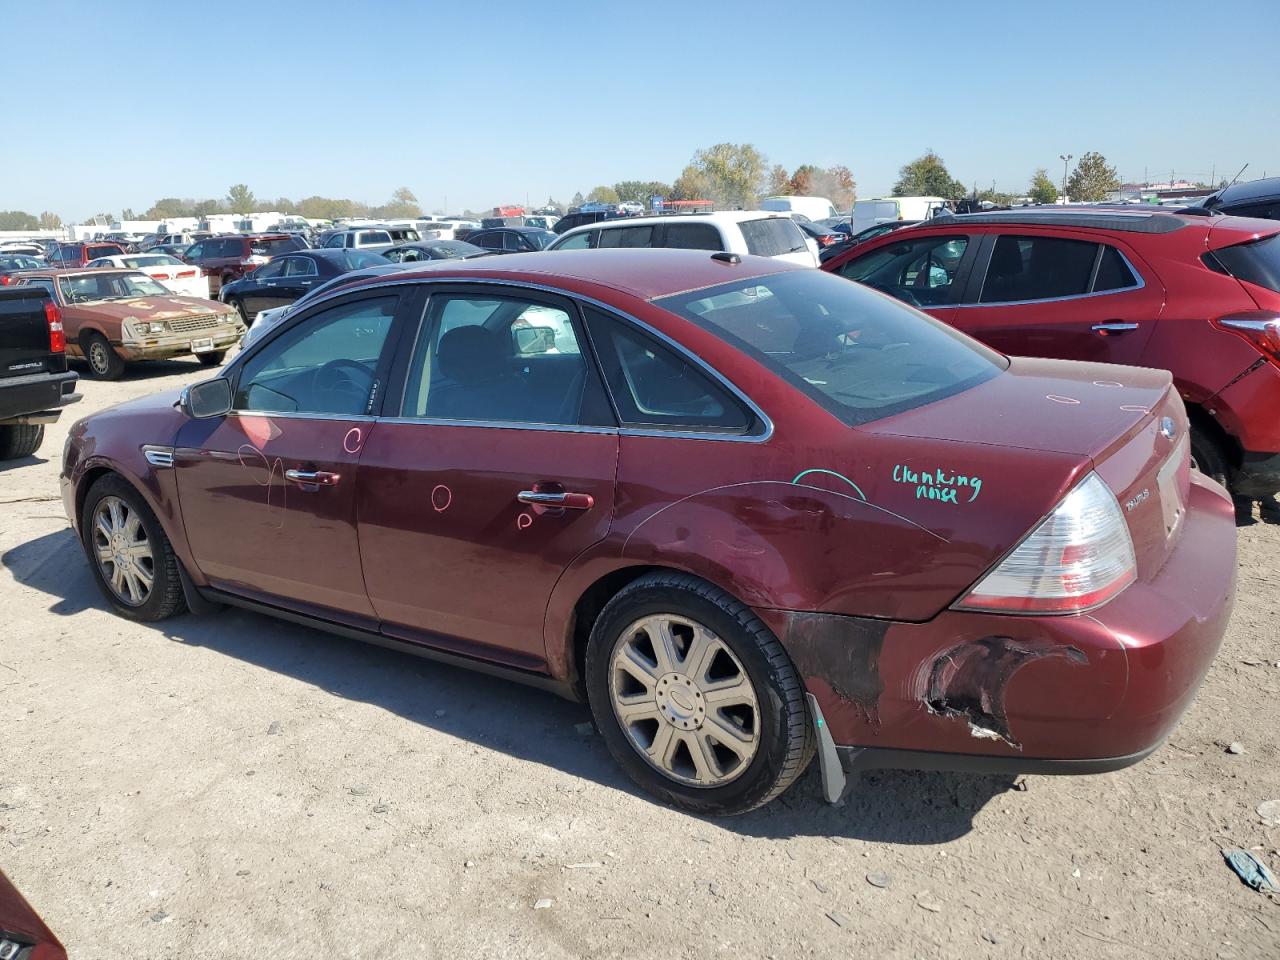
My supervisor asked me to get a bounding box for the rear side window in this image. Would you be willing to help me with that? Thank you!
[658,270,1005,427]
[979,236,1097,303]
[1092,246,1138,292]
[555,230,596,250]
[597,225,654,248]
[86,245,119,259]
[664,223,723,251]
[1224,201,1280,220]
[583,308,751,432]
[1210,234,1280,294]
[739,218,808,257]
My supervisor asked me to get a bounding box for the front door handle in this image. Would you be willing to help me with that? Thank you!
[1092,321,1140,336]
[517,489,594,510]
[285,469,341,487]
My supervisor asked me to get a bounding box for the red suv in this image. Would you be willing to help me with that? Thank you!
[823,210,1280,499]
[181,233,309,296]
[48,241,125,267]
[60,251,1235,814]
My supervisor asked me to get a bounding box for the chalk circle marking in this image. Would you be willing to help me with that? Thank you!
[343,427,364,454]
[431,484,452,513]
[790,468,867,502]
[517,513,534,530]
[1045,394,1080,405]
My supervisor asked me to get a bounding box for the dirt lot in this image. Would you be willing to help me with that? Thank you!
[1,357,1278,960]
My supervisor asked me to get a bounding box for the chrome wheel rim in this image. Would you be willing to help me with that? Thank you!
[89,341,110,375]
[91,496,154,606]
[608,614,760,788]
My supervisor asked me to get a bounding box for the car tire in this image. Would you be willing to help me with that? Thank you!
[0,424,44,460]
[82,330,125,380]
[231,298,249,325]
[80,474,186,622]
[584,571,813,815]
[196,351,226,367]
[1190,423,1230,489]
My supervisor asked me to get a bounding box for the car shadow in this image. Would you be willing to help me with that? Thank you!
[0,454,48,474]
[2,527,1014,843]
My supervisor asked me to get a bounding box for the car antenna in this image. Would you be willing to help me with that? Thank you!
[1227,162,1249,187]
[710,252,741,264]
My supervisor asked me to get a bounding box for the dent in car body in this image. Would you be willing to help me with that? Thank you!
[773,610,889,723]
[923,636,1088,748]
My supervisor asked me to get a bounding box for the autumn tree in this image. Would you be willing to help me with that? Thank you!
[373,187,421,219]
[39,211,63,230]
[587,185,620,204]
[674,143,769,208]
[226,183,257,213]
[807,165,856,209]
[1065,152,1121,202]
[0,211,39,230]
[892,150,966,199]
[767,164,793,196]
[1028,168,1058,204]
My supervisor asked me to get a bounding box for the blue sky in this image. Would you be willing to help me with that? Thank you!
[4,0,1277,221]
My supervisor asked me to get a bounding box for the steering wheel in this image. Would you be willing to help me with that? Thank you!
[867,281,921,307]
[314,358,373,413]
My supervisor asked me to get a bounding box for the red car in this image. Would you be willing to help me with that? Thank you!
[180,233,309,296]
[48,241,125,268]
[0,870,67,960]
[822,209,1280,499]
[60,250,1236,814]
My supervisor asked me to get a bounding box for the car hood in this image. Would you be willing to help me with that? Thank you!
[67,297,232,320]
[864,355,1172,460]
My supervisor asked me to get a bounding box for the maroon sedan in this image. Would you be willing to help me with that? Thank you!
[60,250,1236,815]
[0,870,66,960]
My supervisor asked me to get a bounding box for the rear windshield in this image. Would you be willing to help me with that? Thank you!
[1212,234,1280,294]
[254,237,301,255]
[86,245,121,259]
[656,270,1006,426]
[336,250,389,270]
[740,218,808,257]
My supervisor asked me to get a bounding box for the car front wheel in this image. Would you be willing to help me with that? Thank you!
[585,572,813,815]
[82,331,125,380]
[81,474,186,621]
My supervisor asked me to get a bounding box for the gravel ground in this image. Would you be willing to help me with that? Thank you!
[1,357,1278,960]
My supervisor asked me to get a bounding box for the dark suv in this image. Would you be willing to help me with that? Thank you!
[1201,176,1280,221]
[823,208,1280,499]
[48,242,125,267]
[181,234,308,295]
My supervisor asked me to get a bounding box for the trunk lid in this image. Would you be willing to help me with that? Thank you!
[0,287,55,379]
[865,356,1192,582]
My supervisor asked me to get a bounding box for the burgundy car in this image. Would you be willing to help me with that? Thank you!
[0,870,66,960]
[60,250,1236,814]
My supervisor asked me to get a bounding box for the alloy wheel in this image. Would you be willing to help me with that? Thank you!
[89,341,110,376]
[91,495,154,606]
[608,614,760,787]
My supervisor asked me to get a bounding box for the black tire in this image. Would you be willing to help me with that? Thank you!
[1190,423,1230,489]
[585,572,813,815]
[0,424,45,460]
[82,330,126,380]
[231,298,248,325]
[196,351,226,367]
[80,474,186,622]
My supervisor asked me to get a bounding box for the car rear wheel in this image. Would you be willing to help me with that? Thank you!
[196,351,226,367]
[585,572,813,815]
[1189,423,1229,489]
[82,331,125,380]
[81,474,185,621]
[0,424,44,460]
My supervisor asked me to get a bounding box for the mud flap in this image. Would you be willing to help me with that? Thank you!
[805,692,847,804]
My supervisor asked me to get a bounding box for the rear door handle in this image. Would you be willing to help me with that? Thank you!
[1092,321,1140,335]
[285,469,341,487]
[517,489,594,510]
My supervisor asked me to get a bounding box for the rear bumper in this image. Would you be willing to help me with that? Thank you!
[0,370,80,424]
[762,473,1237,774]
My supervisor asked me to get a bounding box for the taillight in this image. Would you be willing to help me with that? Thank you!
[0,275,10,285]
[153,272,171,280]
[1214,311,1280,365]
[954,472,1136,614]
[45,300,66,354]
[176,270,196,278]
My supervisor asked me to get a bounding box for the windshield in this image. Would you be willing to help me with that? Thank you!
[0,256,42,270]
[657,270,1006,426]
[525,229,556,250]
[336,250,390,270]
[124,255,182,268]
[58,272,169,303]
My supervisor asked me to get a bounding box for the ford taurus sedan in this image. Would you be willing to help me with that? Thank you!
[60,250,1236,815]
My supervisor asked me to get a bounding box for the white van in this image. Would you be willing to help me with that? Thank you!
[851,196,947,233]
[760,195,838,222]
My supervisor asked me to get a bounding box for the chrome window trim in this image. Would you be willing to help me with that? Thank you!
[377,416,617,436]
[961,245,1145,308]
[365,276,774,444]
[228,410,377,423]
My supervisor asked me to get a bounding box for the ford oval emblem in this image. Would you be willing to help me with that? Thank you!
[1159,416,1177,441]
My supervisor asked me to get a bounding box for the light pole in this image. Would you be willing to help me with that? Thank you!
[1059,154,1073,202]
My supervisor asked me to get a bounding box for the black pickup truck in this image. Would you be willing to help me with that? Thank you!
[0,285,79,459]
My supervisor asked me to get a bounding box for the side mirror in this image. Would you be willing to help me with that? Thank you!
[513,325,556,355]
[181,378,232,419]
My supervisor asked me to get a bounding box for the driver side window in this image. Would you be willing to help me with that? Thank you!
[234,296,398,416]
[839,235,969,305]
